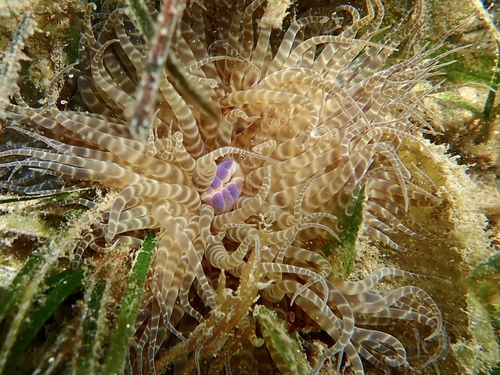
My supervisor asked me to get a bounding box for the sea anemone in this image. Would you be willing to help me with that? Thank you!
[1,0,457,373]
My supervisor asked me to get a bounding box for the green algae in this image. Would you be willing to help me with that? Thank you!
[337,188,364,278]
[453,294,500,375]
[468,253,500,341]
[322,188,364,278]
[0,190,93,243]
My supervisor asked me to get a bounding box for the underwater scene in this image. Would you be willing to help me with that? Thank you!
[0,0,499,374]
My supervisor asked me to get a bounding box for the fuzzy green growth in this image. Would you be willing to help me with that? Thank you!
[432,91,483,117]
[467,253,500,336]
[0,189,93,240]
[467,253,500,375]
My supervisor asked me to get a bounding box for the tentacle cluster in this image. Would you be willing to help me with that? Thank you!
[1,0,452,373]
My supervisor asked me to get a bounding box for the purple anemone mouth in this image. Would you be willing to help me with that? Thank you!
[201,160,244,214]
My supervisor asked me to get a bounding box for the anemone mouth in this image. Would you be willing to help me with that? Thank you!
[0,0,458,373]
[201,160,244,214]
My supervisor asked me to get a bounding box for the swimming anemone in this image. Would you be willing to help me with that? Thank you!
[1,0,455,373]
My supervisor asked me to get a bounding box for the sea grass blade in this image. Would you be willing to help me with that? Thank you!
[44,267,75,288]
[476,41,500,143]
[2,267,84,372]
[0,188,93,204]
[0,252,42,321]
[101,234,156,375]
[127,0,183,141]
[482,43,500,120]
[75,280,107,375]
[254,305,312,375]
[124,0,155,42]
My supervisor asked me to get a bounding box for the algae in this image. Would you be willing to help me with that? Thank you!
[323,188,365,279]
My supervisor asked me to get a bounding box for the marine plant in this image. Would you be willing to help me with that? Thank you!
[0,0,476,373]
